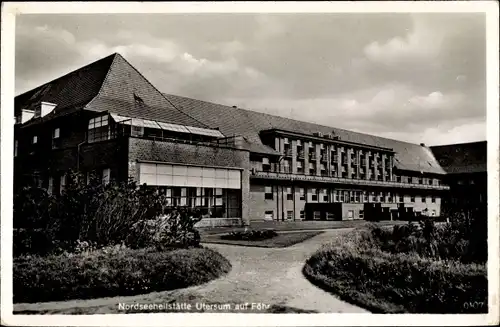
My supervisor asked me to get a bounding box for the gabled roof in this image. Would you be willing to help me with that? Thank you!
[16,53,208,129]
[164,94,447,175]
[430,141,487,174]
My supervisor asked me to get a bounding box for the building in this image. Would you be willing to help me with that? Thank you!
[430,141,487,212]
[14,53,450,227]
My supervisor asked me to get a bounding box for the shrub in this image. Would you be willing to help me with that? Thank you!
[303,230,487,313]
[367,209,487,264]
[220,229,278,241]
[13,171,203,255]
[14,247,231,303]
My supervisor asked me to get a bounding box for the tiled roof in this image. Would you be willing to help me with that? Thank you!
[164,94,447,175]
[15,53,116,123]
[430,141,487,174]
[16,53,208,129]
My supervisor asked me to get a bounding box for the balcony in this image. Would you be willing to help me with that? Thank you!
[284,149,293,157]
[250,170,450,190]
[320,155,328,162]
[298,151,305,159]
[309,153,317,161]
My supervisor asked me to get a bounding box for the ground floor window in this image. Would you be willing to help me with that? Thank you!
[300,210,305,219]
[265,210,274,220]
[155,186,241,218]
[287,210,293,220]
[313,211,321,220]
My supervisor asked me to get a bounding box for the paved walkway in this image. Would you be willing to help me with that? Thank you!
[14,229,369,314]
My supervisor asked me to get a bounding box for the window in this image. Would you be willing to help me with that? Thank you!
[354,191,360,203]
[299,188,305,200]
[286,187,293,200]
[102,168,111,185]
[14,140,18,157]
[131,125,144,137]
[411,196,415,203]
[300,210,305,219]
[431,196,436,203]
[359,210,364,219]
[88,115,110,142]
[363,192,368,202]
[60,174,66,194]
[265,211,274,220]
[52,127,61,149]
[399,195,404,203]
[32,135,38,144]
[262,157,271,172]
[421,196,425,203]
[287,211,293,220]
[313,211,321,220]
[311,188,318,201]
[265,186,273,200]
[348,210,354,219]
[48,177,54,195]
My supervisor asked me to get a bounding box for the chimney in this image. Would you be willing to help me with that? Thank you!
[420,143,426,147]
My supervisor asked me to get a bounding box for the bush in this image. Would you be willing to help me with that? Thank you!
[304,238,487,313]
[367,209,487,264]
[220,229,278,241]
[14,247,231,303]
[13,171,203,255]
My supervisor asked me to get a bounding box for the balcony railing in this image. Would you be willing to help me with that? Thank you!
[250,170,450,190]
[284,149,293,157]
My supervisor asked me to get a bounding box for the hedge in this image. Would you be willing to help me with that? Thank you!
[14,247,231,303]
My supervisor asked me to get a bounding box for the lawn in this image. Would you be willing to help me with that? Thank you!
[202,231,324,248]
[199,219,407,236]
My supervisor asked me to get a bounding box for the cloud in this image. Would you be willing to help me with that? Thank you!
[14,13,486,145]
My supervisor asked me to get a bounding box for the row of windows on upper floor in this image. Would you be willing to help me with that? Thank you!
[254,158,441,186]
[14,127,61,157]
[262,186,437,204]
[277,137,393,160]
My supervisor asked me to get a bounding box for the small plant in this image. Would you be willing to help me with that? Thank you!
[221,229,278,241]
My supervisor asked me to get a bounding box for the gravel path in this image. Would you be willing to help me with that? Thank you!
[14,229,369,314]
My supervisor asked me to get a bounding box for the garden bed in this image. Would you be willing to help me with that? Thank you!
[302,222,487,313]
[14,247,231,304]
[203,230,323,248]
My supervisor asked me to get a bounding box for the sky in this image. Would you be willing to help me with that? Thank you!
[15,12,487,146]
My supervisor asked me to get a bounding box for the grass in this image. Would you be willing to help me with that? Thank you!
[14,247,231,304]
[199,219,407,235]
[202,231,324,248]
[302,227,487,313]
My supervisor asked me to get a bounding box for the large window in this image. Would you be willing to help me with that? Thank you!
[88,115,110,142]
[156,186,240,218]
